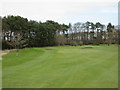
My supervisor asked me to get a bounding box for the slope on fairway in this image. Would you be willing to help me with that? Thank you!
[2,45,118,88]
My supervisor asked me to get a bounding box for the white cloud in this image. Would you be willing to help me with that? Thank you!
[2,0,119,3]
[1,0,118,25]
[101,9,117,13]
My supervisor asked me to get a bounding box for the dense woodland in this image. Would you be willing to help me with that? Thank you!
[1,15,119,50]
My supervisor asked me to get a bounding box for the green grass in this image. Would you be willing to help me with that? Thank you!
[2,45,118,88]
[0,60,2,89]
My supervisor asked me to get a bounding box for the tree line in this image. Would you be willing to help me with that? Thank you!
[60,22,119,46]
[2,15,119,50]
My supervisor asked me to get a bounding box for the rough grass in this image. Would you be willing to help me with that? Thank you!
[2,45,118,88]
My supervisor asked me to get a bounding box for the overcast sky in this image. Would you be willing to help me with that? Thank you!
[1,0,118,25]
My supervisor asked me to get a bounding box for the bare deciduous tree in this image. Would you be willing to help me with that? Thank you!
[6,32,28,56]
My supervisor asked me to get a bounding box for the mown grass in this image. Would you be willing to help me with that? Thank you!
[2,45,118,88]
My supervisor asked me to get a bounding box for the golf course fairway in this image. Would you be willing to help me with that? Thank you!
[2,45,118,88]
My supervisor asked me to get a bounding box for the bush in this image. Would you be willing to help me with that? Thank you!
[55,34,67,45]
[2,40,13,50]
